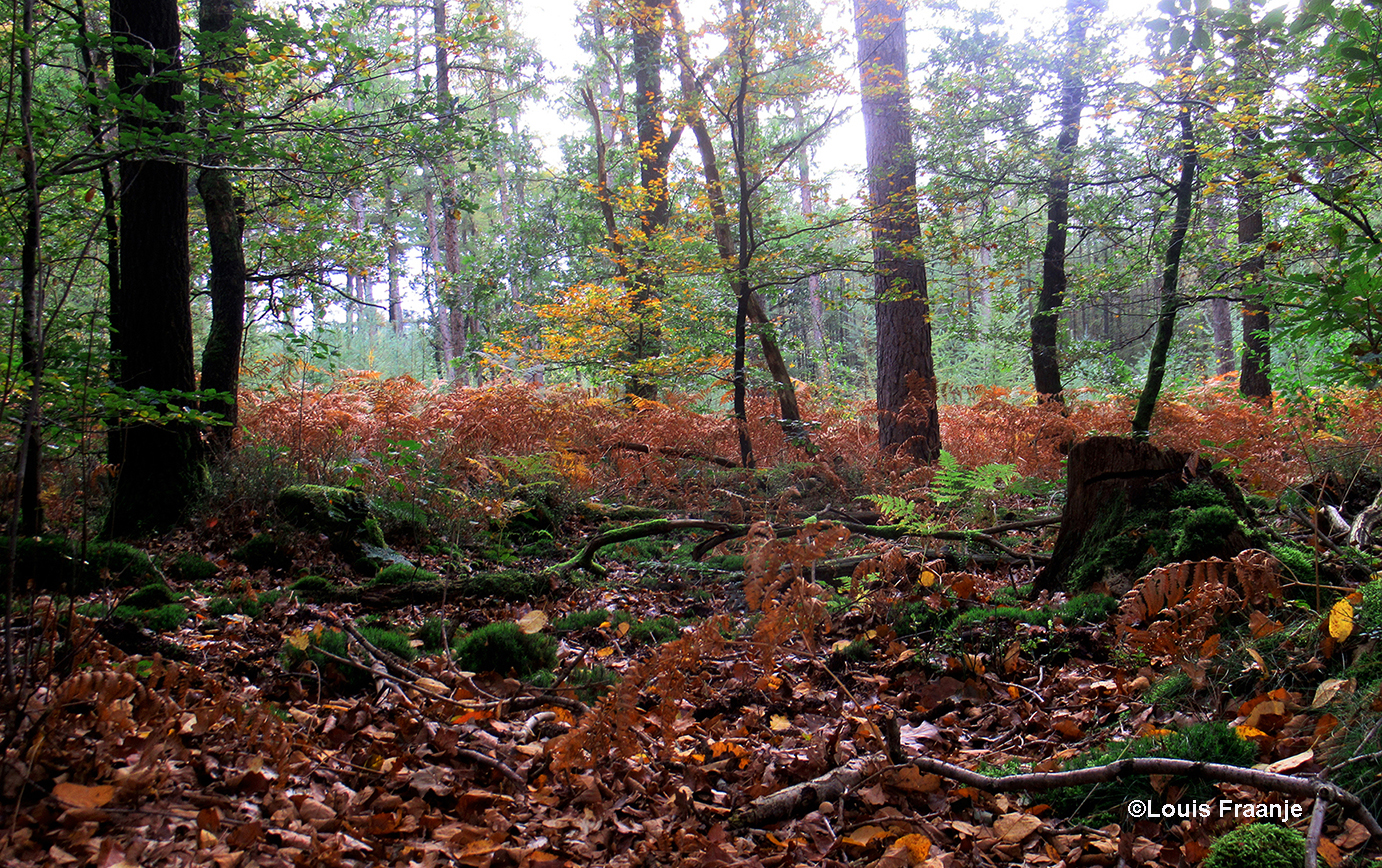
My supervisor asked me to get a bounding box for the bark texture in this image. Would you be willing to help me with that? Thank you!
[855,0,939,461]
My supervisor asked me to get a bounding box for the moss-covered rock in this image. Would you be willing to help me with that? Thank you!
[276,484,401,571]
[457,569,547,600]
[371,563,441,586]
[1203,823,1305,868]
[289,574,337,600]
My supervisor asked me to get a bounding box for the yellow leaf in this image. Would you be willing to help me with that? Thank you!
[1329,599,1354,641]
[919,569,938,588]
[769,714,792,732]
[596,646,615,658]
[516,611,548,634]
[842,824,890,847]
[287,631,310,652]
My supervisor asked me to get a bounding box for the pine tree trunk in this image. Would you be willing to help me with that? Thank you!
[855,0,940,462]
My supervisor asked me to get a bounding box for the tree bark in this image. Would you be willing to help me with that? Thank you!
[107,0,202,535]
[1233,0,1271,404]
[1131,102,1197,439]
[1031,0,1098,406]
[625,0,681,400]
[855,0,940,462]
[198,0,252,456]
[434,0,466,382]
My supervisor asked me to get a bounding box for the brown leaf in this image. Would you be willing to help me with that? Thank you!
[52,782,115,809]
[993,812,1041,843]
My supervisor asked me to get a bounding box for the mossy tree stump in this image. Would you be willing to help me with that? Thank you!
[1036,436,1255,594]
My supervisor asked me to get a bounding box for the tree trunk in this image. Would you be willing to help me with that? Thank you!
[386,183,404,334]
[198,0,252,457]
[1208,297,1235,375]
[623,0,682,401]
[435,0,466,382]
[1131,103,1197,439]
[1031,0,1098,406]
[1233,0,1271,404]
[855,0,940,462]
[108,0,202,535]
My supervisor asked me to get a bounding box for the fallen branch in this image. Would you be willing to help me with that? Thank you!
[549,519,735,577]
[599,441,739,468]
[732,753,1382,839]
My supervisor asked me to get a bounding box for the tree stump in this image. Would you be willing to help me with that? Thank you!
[1036,436,1254,594]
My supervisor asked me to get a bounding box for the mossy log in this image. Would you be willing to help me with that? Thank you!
[551,516,1055,578]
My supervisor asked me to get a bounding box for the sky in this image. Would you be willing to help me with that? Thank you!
[511,0,1158,197]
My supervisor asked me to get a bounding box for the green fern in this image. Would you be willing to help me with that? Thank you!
[931,450,1018,505]
[869,493,937,534]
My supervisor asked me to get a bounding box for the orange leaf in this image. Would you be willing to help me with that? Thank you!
[52,782,115,809]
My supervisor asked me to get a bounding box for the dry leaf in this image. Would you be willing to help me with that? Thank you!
[1328,599,1354,641]
[1311,678,1353,709]
[994,812,1042,843]
[52,782,115,809]
[842,825,890,848]
[516,611,548,634]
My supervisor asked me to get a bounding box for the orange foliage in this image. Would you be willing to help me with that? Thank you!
[238,373,1382,519]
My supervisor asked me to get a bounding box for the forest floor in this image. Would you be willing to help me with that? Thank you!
[4,376,1382,867]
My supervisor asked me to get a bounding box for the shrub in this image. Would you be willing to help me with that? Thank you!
[452,622,556,677]
[1203,823,1305,868]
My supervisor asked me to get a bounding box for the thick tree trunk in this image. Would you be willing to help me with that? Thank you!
[1238,127,1271,402]
[108,0,202,535]
[198,0,252,456]
[855,0,940,462]
[1131,105,1197,438]
[1031,0,1097,406]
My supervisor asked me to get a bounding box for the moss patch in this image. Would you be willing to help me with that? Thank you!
[452,622,556,676]
[1204,823,1305,868]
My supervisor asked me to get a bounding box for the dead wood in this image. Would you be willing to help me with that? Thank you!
[733,751,1382,840]
[597,441,739,468]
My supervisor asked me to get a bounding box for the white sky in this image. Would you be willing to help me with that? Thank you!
[513,0,1158,197]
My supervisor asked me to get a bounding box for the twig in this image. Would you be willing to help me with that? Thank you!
[457,748,527,792]
[1305,794,1328,868]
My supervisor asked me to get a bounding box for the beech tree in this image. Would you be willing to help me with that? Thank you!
[855,0,940,461]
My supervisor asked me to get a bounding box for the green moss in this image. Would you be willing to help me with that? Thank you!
[835,638,874,663]
[280,627,372,692]
[122,603,188,632]
[358,625,416,661]
[86,542,161,588]
[1203,823,1305,868]
[415,617,452,651]
[1171,505,1241,560]
[452,622,557,677]
[170,553,219,583]
[233,534,284,571]
[952,606,1052,629]
[1058,593,1119,624]
[207,596,239,618]
[371,499,430,538]
[1145,671,1192,705]
[122,583,179,609]
[276,484,370,534]
[1171,480,1232,511]
[892,599,956,637]
[1269,544,1318,585]
[255,590,282,611]
[625,615,684,645]
[289,574,336,599]
[555,609,617,632]
[457,570,546,600]
[1359,578,1382,634]
[1049,722,1256,821]
[371,563,440,585]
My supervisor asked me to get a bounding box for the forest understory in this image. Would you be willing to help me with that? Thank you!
[4,376,1382,868]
